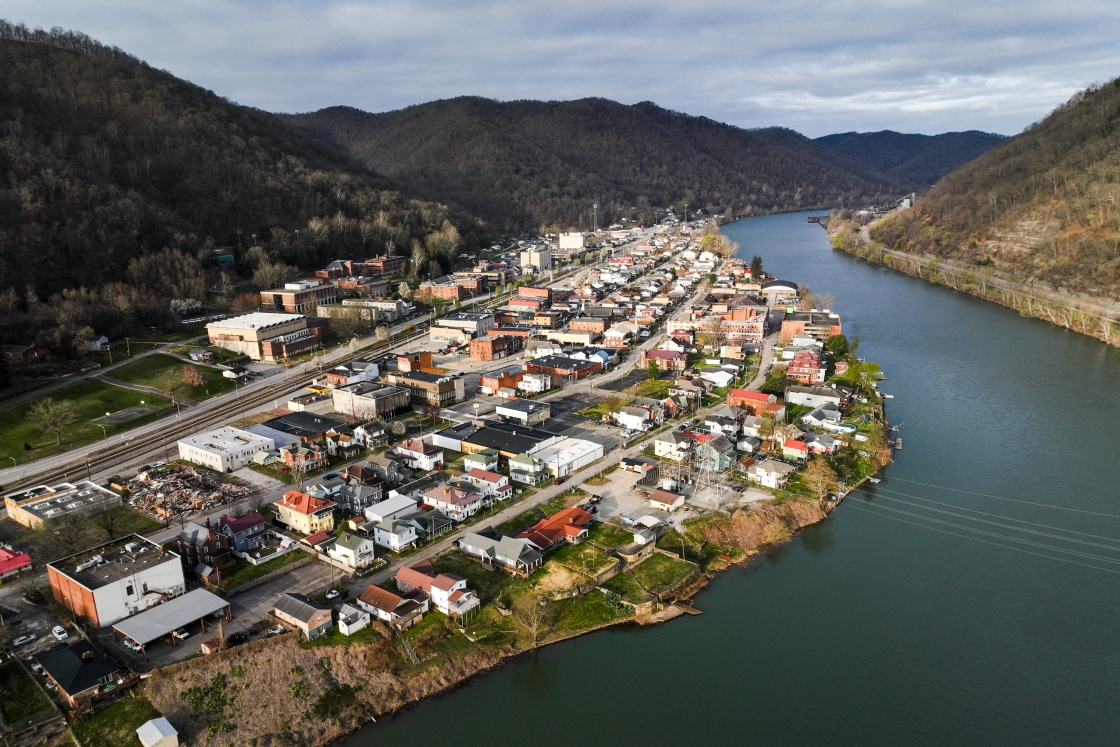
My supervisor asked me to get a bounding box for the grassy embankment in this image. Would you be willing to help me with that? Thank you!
[108,353,236,400]
[0,379,171,465]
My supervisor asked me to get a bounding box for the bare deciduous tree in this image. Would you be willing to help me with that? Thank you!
[30,397,77,445]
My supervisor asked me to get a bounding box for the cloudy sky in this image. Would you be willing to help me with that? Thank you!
[7,0,1120,137]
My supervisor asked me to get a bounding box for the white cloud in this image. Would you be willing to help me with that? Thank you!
[5,0,1120,135]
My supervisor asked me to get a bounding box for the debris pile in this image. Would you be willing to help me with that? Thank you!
[126,466,255,519]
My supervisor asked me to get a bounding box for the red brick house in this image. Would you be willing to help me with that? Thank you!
[641,349,687,371]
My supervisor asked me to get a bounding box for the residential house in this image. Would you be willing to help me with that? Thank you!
[458,469,513,502]
[736,435,762,453]
[336,603,371,636]
[338,463,380,485]
[508,452,549,485]
[176,519,234,579]
[366,453,411,485]
[463,449,499,472]
[746,460,798,489]
[727,389,776,413]
[699,368,735,389]
[34,640,132,710]
[280,444,327,473]
[273,593,333,640]
[782,439,809,462]
[740,415,764,438]
[801,404,842,427]
[334,483,383,514]
[704,412,741,438]
[324,359,379,387]
[649,489,686,512]
[422,484,484,522]
[518,373,552,394]
[2,344,49,364]
[395,439,445,471]
[786,351,826,384]
[653,431,693,462]
[216,512,268,552]
[516,507,592,552]
[695,434,736,471]
[0,547,32,580]
[395,560,481,617]
[458,533,543,576]
[784,384,847,408]
[324,429,361,460]
[274,490,336,535]
[352,422,388,447]
[79,335,110,353]
[328,532,378,568]
[803,432,842,455]
[357,584,429,629]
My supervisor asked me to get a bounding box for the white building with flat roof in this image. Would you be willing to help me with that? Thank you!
[531,437,604,478]
[177,427,275,472]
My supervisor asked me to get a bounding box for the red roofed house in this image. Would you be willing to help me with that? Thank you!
[786,351,826,384]
[0,547,32,580]
[422,484,484,522]
[275,490,336,535]
[649,489,686,512]
[458,468,513,502]
[727,389,776,414]
[357,584,429,630]
[395,560,481,617]
[641,349,687,371]
[516,507,592,551]
[395,439,445,471]
[782,438,809,462]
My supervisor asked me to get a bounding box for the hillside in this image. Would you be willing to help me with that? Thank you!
[285,97,912,230]
[868,78,1120,300]
[814,130,1005,187]
[0,22,479,303]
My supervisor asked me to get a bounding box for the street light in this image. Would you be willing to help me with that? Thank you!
[95,423,108,440]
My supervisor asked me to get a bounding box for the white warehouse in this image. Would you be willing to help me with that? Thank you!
[532,437,604,478]
[177,426,275,472]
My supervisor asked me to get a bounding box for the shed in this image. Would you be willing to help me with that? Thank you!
[136,717,179,747]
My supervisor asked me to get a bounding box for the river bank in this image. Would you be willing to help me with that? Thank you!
[826,215,1120,347]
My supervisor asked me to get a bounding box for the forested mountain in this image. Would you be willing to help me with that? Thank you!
[815,130,1005,187]
[869,78,1120,299]
[0,22,479,306]
[285,97,913,231]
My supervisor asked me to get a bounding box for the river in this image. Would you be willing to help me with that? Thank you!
[342,211,1120,746]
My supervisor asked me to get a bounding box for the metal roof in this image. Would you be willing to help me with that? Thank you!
[112,589,228,645]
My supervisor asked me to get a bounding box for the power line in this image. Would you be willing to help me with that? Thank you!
[881,476,1120,518]
[843,502,1120,575]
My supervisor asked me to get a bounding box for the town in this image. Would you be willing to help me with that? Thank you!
[0,215,891,747]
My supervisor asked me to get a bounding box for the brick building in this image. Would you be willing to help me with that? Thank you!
[259,279,340,314]
[470,335,522,362]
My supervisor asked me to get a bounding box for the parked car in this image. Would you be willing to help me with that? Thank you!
[325,590,340,600]
[51,626,68,641]
[123,640,142,652]
[173,628,190,640]
[12,635,36,647]
[137,465,152,473]
[227,632,249,645]
[553,477,566,485]
[268,627,287,636]
[151,461,166,468]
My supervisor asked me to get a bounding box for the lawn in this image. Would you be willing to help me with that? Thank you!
[629,552,695,592]
[219,550,309,590]
[0,380,171,466]
[72,696,160,747]
[586,521,635,549]
[430,552,536,605]
[495,510,539,533]
[548,591,631,636]
[602,571,654,604]
[299,623,383,649]
[108,353,236,401]
[0,660,54,724]
[538,493,569,516]
[634,378,672,398]
[550,543,617,576]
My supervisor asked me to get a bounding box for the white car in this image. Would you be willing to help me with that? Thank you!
[12,634,36,647]
[123,640,142,652]
[151,461,166,468]
[268,627,287,636]
[51,626,68,641]
[325,590,341,600]
[173,628,190,640]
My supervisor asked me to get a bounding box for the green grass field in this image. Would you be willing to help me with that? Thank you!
[602,571,654,604]
[431,552,537,605]
[549,591,630,635]
[629,552,694,591]
[0,660,54,724]
[0,379,171,465]
[108,353,236,400]
[550,543,617,576]
[72,696,160,747]
[586,521,635,549]
[495,510,538,533]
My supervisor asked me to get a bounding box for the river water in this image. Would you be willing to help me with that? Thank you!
[343,211,1120,746]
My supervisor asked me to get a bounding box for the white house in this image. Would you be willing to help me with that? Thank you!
[325,359,379,386]
[463,449,500,472]
[801,404,842,427]
[649,489,685,512]
[508,452,549,485]
[458,469,513,502]
[746,460,798,489]
[372,519,419,552]
[653,431,692,461]
[177,427,275,472]
[79,335,111,353]
[785,385,845,408]
[518,373,552,393]
[394,439,444,470]
[328,532,378,568]
[421,485,484,522]
[615,406,653,432]
[336,603,370,636]
[699,369,735,388]
[364,495,419,524]
[395,563,481,617]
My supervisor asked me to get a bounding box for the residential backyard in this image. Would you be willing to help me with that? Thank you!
[219,550,310,591]
[0,379,171,465]
[0,660,54,725]
[586,521,635,549]
[549,543,617,577]
[107,353,236,401]
[71,695,161,747]
[602,570,654,604]
[628,552,695,592]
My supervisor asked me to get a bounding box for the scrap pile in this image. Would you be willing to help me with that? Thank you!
[126,466,255,519]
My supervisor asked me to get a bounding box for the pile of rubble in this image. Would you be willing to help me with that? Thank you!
[126,465,256,519]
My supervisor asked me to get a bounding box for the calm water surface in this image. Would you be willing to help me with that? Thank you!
[343,212,1120,747]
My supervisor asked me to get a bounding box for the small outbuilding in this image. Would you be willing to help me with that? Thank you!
[136,717,179,747]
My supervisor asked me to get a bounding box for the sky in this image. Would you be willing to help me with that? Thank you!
[6,0,1120,137]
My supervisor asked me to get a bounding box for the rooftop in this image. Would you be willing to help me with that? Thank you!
[112,588,228,645]
[4,480,120,522]
[34,640,120,696]
[48,535,177,590]
[177,426,274,453]
[206,312,304,330]
[263,411,348,438]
